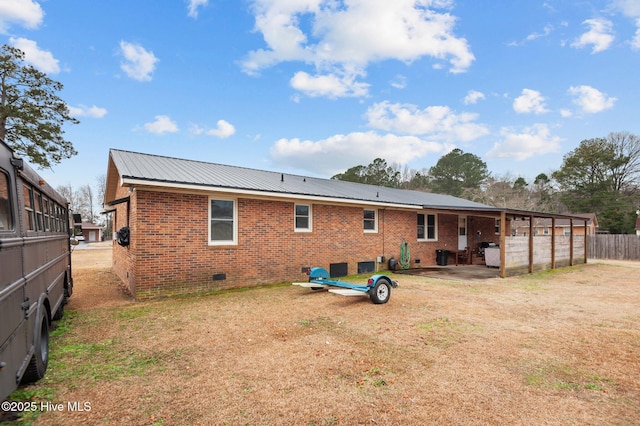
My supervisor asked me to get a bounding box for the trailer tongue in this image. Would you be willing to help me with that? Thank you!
[293,267,398,304]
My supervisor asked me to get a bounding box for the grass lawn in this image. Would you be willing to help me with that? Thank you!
[3,250,639,425]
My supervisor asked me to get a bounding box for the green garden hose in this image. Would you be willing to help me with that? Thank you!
[399,240,410,270]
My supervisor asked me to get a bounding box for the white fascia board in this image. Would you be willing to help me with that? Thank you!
[121,177,422,210]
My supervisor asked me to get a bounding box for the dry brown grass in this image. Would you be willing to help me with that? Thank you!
[20,249,640,425]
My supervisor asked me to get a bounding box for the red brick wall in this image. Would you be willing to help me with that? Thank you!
[111,188,501,299]
[111,185,134,294]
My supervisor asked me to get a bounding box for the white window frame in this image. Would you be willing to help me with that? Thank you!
[294,203,312,232]
[417,212,438,241]
[208,196,237,246]
[363,209,378,233]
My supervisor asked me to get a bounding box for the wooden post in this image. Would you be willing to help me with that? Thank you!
[500,211,506,278]
[528,215,534,273]
[584,219,588,264]
[551,217,556,270]
[569,218,574,266]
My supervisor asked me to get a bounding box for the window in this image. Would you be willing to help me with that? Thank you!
[209,198,236,245]
[495,219,501,235]
[43,197,50,231]
[35,191,44,231]
[23,184,35,231]
[364,209,377,232]
[294,204,311,232]
[418,213,437,241]
[0,171,13,231]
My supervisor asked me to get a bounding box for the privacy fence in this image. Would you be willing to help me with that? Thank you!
[588,234,640,260]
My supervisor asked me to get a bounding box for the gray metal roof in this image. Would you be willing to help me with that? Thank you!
[109,149,499,211]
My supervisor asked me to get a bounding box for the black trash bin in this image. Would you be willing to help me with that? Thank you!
[436,249,449,266]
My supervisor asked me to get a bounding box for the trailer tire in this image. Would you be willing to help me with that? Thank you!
[22,309,49,383]
[370,278,391,304]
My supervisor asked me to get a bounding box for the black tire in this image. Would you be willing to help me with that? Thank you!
[52,299,65,321]
[369,278,391,304]
[22,309,49,383]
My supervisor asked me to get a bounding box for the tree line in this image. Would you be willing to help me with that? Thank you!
[332,132,640,234]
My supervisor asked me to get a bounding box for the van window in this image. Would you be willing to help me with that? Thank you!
[23,184,35,230]
[0,170,12,231]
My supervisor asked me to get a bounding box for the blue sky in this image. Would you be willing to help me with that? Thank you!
[1,0,639,190]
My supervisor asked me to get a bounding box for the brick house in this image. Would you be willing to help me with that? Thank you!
[104,149,588,300]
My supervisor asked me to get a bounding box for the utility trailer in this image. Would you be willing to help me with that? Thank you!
[293,267,398,304]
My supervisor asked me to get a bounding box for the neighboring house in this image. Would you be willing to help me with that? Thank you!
[636,212,640,236]
[72,220,103,242]
[513,213,598,237]
[104,149,589,300]
[80,222,103,242]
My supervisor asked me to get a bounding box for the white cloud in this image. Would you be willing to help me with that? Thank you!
[568,85,617,113]
[0,0,43,33]
[633,20,640,49]
[390,75,407,89]
[270,131,444,176]
[208,120,236,138]
[526,24,553,41]
[509,24,554,46]
[609,1,640,49]
[486,124,562,161]
[365,101,489,142]
[513,89,549,114]
[9,37,59,74]
[119,41,158,82]
[571,18,615,53]
[242,0,474,98]
[290,71,369,98]
[68,105,107,118]
[463,90,485,105]
[187,0,208,18]
[143,115,178,134]
[190,119,236,138]
[610,0,640,17]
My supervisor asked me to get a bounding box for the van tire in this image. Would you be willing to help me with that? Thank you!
[53,300,65,321]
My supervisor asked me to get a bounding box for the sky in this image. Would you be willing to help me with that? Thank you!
[1,0,639,191]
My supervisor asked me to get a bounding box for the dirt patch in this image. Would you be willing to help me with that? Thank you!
[12,251,640,425]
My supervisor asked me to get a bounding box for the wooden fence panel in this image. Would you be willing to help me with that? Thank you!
[588,235,640,260]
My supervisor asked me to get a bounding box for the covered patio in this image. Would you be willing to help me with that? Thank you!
[417,207,590,279]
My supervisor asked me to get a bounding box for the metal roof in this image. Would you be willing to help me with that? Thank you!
[108,149,498,211]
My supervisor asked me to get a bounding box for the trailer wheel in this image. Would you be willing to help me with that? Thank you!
[370,278,391,304]
[22,309,49,383]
